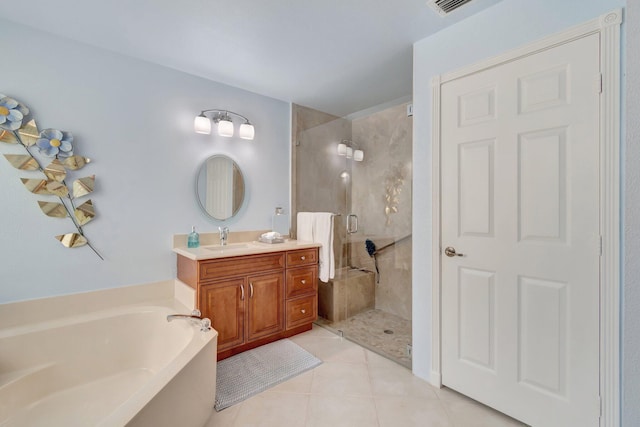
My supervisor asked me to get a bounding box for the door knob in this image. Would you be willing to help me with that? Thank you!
[444,246,464,257]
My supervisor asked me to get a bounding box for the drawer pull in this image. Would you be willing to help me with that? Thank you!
[301,279,306,285]
[301,309,306,314]
[301,256,306,260]
[240,284,245,301]
[249,283,254,298]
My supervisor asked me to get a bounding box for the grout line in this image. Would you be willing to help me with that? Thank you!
[228,400,242,427]
[365,348,383,427]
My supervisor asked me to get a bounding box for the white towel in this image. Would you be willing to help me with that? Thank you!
[313,212,335,283]
[296,212,335,283]
[297,212,314,242]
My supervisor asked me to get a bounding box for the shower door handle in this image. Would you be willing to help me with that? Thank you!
[347,214,358,234]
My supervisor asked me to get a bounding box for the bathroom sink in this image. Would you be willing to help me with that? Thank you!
[203,243,251,253]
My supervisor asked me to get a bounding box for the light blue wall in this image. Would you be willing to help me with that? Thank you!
[412,0,627,413]
[0,19,291,303]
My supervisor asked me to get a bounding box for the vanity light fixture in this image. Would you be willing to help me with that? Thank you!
[194,109,255,140]
[336,140,364,162]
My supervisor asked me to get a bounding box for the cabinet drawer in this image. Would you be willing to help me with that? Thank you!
[200,253,284,281]
[286,266,318,299]
[286,295,317,329]
[286,248,318,268]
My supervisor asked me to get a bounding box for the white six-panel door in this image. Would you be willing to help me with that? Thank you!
[440,33,601,427]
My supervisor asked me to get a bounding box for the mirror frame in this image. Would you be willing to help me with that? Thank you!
[195,154,245,221]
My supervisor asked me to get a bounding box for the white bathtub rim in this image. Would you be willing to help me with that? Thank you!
[0,301,217,427]
[99,324,216,427]
[0,299,187,339]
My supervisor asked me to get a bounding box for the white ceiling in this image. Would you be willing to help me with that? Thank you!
[1,0,503,117]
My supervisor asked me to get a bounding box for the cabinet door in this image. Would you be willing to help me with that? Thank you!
[199,278,245,351]
[247,272,284,342]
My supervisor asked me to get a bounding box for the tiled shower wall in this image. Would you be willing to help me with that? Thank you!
[292,103,412,322]
[292,104,351,268]
[351,103,412,321]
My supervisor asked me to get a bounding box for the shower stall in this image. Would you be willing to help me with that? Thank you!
[291,103,413,367]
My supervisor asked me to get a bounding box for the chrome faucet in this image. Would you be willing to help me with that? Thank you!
[167,309,212,332]
[219,226,229,246]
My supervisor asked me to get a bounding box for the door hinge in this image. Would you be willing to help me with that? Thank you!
[600,235,603,256]
[597,73,603,94]
[598,395,602,418]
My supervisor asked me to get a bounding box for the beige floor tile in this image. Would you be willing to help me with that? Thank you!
[290,325,340,343]
[441,399,528,427]
[364,349,399,367]
[306,324,340,338]
[233,392,309,427]
[375,396,452,427]
[293,336,367,364]
[368,363,439,399]
[206,328,530,427]
[306,395,379,427]
[432,386,476,403]
[204,402,240,427]
[310,361,373,396]
[269,370,314,394]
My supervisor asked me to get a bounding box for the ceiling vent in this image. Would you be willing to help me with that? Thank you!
[427,0,474,16]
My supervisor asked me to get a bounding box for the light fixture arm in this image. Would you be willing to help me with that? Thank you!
[199,109,252,124]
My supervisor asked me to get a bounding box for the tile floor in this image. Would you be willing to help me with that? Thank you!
[316,309,412,368]
[205,325,527,427]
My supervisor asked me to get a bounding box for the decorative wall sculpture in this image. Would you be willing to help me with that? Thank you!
[0,94,102,259]
[384,162,406,226]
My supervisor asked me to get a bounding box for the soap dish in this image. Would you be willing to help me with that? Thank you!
[259,237,285,244]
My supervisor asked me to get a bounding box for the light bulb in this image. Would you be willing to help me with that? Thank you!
[239,122,255,140]
[217,116,234,137]
[354,150,364,162]
[194,115,211,134]
[337,143,347,156]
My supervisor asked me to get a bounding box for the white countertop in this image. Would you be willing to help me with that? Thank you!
[173,239,321,261]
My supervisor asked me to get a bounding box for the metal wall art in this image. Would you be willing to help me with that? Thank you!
[0,94,103,259]
[384,163,406,226]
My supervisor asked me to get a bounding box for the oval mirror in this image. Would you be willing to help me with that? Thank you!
[196,155,245,221]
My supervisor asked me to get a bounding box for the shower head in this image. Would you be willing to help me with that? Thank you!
[365,239,376,257]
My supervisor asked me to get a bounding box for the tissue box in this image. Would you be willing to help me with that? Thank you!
[259,237,285,244]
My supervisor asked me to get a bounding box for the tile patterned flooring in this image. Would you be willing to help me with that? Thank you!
[205,325,527,427]
[316,309,412,368]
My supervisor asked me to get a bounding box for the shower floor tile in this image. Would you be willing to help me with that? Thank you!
[316,309,412,368]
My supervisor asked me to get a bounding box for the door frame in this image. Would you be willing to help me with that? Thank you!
[430,10,622,427]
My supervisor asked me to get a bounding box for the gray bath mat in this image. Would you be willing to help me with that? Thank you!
[214,338,321,411]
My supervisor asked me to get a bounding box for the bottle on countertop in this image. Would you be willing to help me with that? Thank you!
[187,226,200,248]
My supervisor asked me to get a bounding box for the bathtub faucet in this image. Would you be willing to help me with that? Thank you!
[167,309,212,332]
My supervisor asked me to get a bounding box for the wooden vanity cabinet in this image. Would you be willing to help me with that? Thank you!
[177,247,318,360]
[285,249,318,329]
